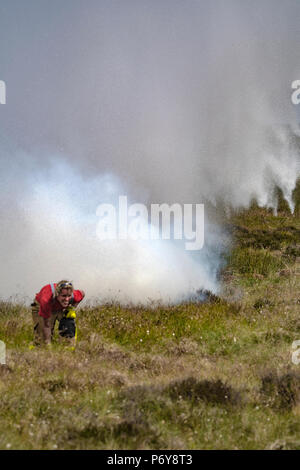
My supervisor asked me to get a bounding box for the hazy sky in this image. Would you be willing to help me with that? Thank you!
[0,1,299,301]
[1,1,299,177]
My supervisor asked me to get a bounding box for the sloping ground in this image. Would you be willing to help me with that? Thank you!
[0,203,299,450]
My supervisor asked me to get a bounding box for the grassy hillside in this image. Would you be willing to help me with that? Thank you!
[0,190,300,450]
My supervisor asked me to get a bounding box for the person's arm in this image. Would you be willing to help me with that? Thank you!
[36,285,53,326]
[43,317,52,344]
[72,290,85,308]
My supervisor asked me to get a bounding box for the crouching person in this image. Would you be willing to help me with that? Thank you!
[31,280,85,347]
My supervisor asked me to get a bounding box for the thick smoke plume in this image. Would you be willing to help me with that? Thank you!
[0,1,299,303]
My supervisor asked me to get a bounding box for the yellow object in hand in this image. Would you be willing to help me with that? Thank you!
[66,307,76,319]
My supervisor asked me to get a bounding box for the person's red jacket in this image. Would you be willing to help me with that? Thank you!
[35,284,84,319]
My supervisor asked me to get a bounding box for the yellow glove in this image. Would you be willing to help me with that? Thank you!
[65,306,76,319]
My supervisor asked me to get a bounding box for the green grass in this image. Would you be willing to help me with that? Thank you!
[0,201,300,450]
[227,247,285,276]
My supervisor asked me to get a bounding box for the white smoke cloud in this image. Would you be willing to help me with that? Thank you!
[0,157,222,303]
[0,1,299,303]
